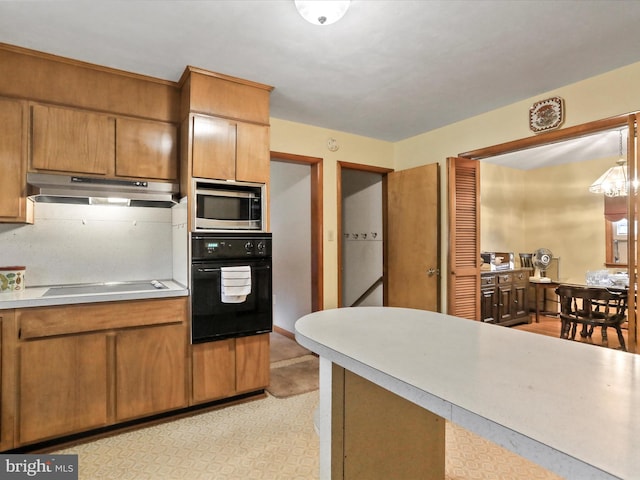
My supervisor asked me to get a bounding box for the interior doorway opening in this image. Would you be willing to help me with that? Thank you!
[340,168,385,307]
[270,152,323,336]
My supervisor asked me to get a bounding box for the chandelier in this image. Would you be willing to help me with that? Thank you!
[589,130,633,197]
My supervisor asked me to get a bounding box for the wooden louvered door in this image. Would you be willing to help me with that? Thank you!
[386,163,440,311]
[447,157,480,319]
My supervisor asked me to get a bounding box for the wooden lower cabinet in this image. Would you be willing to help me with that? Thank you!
[480,269,530,326]
[191,339,236,403]
[19,333,109,445]
[1,310,17,451]
[191,333,270,404]
[115,323,187,422]
[4,297,188,449]
[235,334,270,394]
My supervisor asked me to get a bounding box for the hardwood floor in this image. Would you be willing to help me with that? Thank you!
[513,314,628,351]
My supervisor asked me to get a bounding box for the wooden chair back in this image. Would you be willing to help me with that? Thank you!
[519,253,533,269]
[555,285,627,350]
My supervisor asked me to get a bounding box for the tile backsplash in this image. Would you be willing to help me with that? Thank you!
[0,202,175,286]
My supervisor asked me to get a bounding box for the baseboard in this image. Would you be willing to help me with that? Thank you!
[273,325,295,340]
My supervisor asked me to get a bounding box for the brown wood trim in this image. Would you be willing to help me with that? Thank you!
[459,113,637,159]
[270,151,324,312]
[337,161,394,308]
[338,161,394,175]
[628,114,638,353]
[273,325,295,339]
[0,42,177,86]
[178,65,274,91]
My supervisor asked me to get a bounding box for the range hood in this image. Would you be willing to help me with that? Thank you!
[27,173,178,208]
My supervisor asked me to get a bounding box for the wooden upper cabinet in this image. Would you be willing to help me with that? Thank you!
[191,115,269,183]
[31,104,114,175]
[115,117,178,181]
[192,115,236,180]
[181,67,272,185]
[236,123,270,184]
[0,97,31,223]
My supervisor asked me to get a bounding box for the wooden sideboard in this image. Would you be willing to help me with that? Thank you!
[480,269,530,326]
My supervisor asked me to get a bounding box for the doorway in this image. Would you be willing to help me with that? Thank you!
[340,168,385,307]
[270,152,323,335]
[338,161,441,311]
[450,113,638,351]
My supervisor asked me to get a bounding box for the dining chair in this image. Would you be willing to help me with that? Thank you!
[519,253,533,269]
[555,285,627,351]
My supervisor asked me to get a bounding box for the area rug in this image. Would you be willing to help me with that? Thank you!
[270,332,311,363]
[268,355,319,398]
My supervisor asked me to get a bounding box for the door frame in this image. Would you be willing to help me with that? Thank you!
[454,112,638,351]
[270,151,324,313]
[337,161,394,308]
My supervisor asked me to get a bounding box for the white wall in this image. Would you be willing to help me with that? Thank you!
[0,202,174,286]
[270,160,312,333]
[341,169,383,306]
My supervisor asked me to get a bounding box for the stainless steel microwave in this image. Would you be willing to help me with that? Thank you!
[193,178,265,231]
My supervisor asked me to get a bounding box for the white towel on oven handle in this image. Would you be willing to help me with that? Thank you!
[221,266,251,303]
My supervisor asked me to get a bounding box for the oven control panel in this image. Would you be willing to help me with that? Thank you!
[192,233,272,260]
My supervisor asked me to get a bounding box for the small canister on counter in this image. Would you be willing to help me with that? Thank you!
[0,266,26,293]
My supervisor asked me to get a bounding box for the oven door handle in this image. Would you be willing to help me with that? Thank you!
[195,265,271,273]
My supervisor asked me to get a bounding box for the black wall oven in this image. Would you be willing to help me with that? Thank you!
[191,232,272,344]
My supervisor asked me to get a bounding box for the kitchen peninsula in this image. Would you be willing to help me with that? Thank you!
[295,307,639,480]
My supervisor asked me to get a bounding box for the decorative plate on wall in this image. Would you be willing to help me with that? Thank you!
[529,97,564,133]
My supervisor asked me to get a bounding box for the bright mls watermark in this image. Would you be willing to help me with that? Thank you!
[0,455,77,479]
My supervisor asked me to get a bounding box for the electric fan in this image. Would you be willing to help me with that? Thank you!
[530,248,553,283]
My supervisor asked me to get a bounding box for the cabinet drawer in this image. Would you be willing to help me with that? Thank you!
[513,270,529,283]
[17,297,187,339]
[481,275,495,287]
[497,273,512,284]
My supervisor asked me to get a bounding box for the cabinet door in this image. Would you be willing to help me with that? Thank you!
[191,339,236,403]
[497,285,513,323]
[0,310,17,451]
[115,323,187,421]
[513,281,529,319]
[31,104,114,175]
[18,333,108,445]
[236,123,269,183]
[115,118,178,180]
[192,115,236,180]
[0,98,30,222]
[480,287,497,323]
[235,334,270,394]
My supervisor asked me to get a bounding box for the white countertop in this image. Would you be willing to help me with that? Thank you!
[0,280,188,309]
[295,307,640,480]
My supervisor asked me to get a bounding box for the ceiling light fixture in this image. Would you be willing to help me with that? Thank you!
[295,0,350,26]
[589,129,635,197]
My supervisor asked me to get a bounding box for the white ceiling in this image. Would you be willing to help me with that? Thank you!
[1,0,640,153]
[484,127,629,170]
